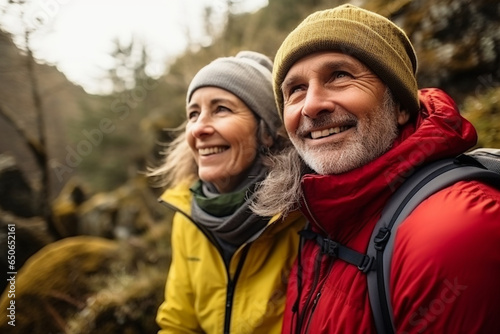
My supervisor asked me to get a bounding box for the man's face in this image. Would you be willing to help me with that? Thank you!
[281,51,409,175]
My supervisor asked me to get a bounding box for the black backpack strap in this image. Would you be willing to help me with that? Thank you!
[299,229,374,272]
[366,156,500,334]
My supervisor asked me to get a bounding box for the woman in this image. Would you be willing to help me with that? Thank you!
[150,51,305,333]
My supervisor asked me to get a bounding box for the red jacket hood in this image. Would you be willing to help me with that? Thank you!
[299,88,477,248]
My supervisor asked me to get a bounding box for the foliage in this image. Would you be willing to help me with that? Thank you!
[63,0,500,195]
[67,41,168,192]
[462,86,500,148]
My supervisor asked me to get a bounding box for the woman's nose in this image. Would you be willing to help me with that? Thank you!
[190,113,215,138]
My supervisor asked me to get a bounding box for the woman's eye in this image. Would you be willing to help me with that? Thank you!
[216,105,231,113]
[187,111,199,120]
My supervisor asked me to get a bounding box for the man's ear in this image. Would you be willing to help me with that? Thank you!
[397,107,411,126]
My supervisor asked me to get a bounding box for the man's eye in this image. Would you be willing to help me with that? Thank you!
[333,71,350,80]
[288,85,305,96]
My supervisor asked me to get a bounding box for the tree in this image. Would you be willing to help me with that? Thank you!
[0,0,55,232]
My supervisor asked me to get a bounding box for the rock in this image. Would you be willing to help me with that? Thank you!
[0,154,39,217]
[0,236,120,333]
[0,209,54,293]
[0,225,171,334]
[51,178,89,238]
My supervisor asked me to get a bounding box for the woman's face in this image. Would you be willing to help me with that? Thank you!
[186,87,260,193]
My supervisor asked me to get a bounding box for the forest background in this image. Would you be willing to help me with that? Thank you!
[0,0,499,333]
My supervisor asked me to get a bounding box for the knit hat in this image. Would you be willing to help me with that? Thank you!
[187,51,281,136]
[273,4,419,117]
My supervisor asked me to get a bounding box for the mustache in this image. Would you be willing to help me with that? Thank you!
[295,112,358,137]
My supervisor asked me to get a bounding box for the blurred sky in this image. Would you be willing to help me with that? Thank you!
[0,0,268,94]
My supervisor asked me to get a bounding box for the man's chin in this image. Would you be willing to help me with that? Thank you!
[298,151,339,175]
[298,148,367,175]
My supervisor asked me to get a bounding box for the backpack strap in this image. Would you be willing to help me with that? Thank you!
[366,155,500,334]
[299,229,374,272]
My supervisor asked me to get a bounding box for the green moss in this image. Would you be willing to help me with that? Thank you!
[462,86,500,148]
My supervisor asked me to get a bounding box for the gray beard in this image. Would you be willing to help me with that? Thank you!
[251,89,401,217]
[290,89,399,175]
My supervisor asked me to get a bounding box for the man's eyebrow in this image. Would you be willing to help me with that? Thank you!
[281,59,365,91]
[281,75,301,92]
[322,59,363,71]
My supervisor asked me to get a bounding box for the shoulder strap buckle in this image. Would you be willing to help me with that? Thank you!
[374,227,391,251]
[358,255,376,273]
[320,238,339,257]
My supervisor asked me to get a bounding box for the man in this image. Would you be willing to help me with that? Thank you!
[252,4,500,333]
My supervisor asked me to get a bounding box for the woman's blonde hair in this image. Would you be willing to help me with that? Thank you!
[147,123,198,189]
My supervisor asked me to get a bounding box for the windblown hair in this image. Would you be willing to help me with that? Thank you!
[251,146,310,217]
[147,123,198,189]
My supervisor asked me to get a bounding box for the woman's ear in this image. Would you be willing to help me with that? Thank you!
[258,119,274,148]
[261,131,274,148]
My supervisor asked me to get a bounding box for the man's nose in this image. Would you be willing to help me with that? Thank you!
[302,84,336,118]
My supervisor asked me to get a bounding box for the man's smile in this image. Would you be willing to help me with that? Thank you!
[310,126,351,139]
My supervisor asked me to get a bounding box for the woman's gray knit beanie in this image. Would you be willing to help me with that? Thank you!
[186,51,281,136]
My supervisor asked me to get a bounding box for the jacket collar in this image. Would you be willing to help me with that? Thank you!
[160,179,304,238]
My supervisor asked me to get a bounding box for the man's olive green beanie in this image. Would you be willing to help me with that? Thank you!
[273,4,419,117]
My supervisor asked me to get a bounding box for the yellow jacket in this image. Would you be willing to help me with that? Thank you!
[156,182,305,333]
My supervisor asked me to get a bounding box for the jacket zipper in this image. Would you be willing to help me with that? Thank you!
[159,198,281,256]
[223,246,249,334]
[295,191,327,333]
[301,191,328,236]
[303,256,334,333]
[303,292,321,334]
[296,250,323,332]
[159,199,225,254]
[295,216,336,333]
[159,198,252,333]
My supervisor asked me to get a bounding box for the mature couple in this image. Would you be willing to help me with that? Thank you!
[150,4,500,334]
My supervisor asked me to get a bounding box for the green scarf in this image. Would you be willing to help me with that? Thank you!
[190,180,249,217]
[189,160,271,252]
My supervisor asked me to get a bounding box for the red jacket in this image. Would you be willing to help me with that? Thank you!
[282,88,500,333]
